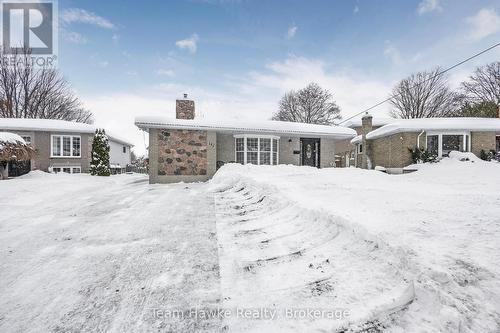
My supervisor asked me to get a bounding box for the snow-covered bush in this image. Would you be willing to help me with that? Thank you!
[409,147,437,164]
[90,129,111,176]
[480,149,500,162]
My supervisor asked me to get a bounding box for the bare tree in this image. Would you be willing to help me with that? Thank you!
[389,68,459,119]
[461,61,500,106]
[0,48,93,123]
[272,83,341,125]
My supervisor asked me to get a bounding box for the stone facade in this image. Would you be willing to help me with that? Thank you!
[176,99,195,120]
[157,129,208,176]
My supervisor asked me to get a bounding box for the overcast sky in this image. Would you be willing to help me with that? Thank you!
[57,0,500,155]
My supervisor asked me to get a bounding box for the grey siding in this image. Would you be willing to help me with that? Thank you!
[320,138,336,168]
[35,132,92,173]
[279,137,300,165]
[0,130,92,172]
[216,133,235,163]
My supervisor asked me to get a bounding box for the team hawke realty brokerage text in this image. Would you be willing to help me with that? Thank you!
[152,307,351,321]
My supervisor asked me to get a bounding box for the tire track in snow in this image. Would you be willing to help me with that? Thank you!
[213,180,414,332]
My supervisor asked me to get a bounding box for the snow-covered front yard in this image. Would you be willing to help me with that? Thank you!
[1,158,499,332]
[0,173,221,332]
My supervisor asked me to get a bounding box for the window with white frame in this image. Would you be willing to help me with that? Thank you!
[235,138,244,164]
[426,132,470,157]
[51,135,81,157]
[272,138,278,165]
[357,143,363,154]
[51,166,81,174]
[234,135,280,165]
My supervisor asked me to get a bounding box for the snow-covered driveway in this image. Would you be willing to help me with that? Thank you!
[0,173,221,332]
[2,159,500,333]
[211,159,500,332]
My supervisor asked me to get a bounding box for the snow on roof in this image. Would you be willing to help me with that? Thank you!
[350,134,362,144]
[342,117,395,128]
[0,132,26,149]
[0,118,134,146]
[135,116,357,139]
[366,117,500,140]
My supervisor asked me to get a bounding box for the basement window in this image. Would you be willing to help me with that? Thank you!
[51,166,81,174]
[234,135,280,165]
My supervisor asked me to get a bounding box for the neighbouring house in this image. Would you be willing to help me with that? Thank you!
[334,117,395,167]
[349,111,500,173]
[135,95,356,184]
[0,132,35,180]
[0,118,134,176]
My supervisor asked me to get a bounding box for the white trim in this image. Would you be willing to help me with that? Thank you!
[357,143,363,154]
[50,134,82,158]
[244,137,247,164]
[233,134,280,139]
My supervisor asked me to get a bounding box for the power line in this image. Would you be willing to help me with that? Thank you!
[338,41,500,125]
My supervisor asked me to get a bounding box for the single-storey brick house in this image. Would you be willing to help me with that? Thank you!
[349,112,500,173]
[135,96,356,183]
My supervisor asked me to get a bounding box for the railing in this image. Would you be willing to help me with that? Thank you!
[126,164,148,174]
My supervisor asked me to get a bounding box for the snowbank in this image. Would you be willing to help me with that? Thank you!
[448,151,481,163]
[17,170,54,179]
[211,162,500,332]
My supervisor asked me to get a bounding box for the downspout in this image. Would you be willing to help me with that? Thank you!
[417,130,425,149]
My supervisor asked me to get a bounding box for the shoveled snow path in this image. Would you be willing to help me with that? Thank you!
[0,173,221,332]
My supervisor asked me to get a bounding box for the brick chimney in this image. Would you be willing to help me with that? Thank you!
[361,112,373,170]
[176,94,195,119]
[361,112,373,135]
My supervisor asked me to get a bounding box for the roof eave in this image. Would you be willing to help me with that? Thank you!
[134,121,356,139]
